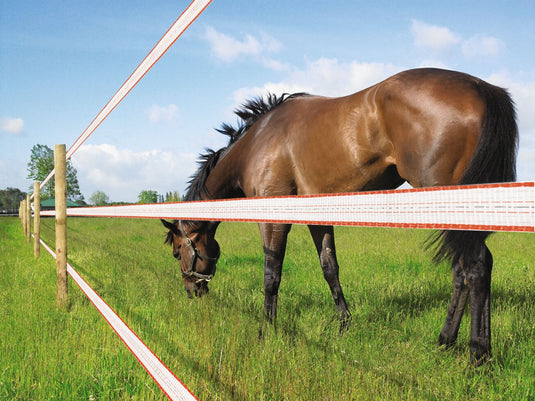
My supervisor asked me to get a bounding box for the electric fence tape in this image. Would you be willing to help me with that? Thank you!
[39,238,199,401]
[35,0,213,196]
[41,182,535,233]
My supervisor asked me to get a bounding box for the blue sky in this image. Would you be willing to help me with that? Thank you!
[1,0,534,202]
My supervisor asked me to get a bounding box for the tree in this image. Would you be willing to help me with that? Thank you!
[0,187,26,213]
[165,190,181,202]
[138,190,158,204]
[26,144,84,202]
[89,190,109,206]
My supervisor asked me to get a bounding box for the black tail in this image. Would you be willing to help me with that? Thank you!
[433,80,518,263]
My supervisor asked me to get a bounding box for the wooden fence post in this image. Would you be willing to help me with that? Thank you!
[22,198,28,240]
[20,200,25,232]
[55,144,68,308]
[34,182,41,258]
[26,194,31,244]
[20,199,23,225]
[23,199,27,233]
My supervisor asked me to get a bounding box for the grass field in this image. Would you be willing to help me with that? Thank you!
[1,216,534,400]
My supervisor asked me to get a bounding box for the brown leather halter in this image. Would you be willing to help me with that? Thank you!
[177,221,219,283]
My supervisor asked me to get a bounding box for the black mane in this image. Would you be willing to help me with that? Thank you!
[183,92,308,201]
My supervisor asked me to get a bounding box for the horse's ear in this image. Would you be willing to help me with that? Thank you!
[206,221,221,233]
[161,219,179,235]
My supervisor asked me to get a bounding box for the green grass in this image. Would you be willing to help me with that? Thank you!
[1,216,534,400]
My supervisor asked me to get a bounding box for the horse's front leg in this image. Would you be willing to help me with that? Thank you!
[308,225,351,331]
[259,223,291,328]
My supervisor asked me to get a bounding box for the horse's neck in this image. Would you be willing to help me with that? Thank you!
[203,151,243,200]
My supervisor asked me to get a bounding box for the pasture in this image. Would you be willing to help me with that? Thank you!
[1,216,534,400]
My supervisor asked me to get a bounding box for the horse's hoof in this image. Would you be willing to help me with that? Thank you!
[339,314,352,334]
[438,332,457,349]
[470,342,492,367]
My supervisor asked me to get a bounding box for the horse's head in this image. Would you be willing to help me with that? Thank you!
[161,219,220,298]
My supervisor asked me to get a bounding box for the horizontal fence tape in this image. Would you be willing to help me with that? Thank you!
[41,182,535,232]
[38,238,198,401]
[36,0,212,195]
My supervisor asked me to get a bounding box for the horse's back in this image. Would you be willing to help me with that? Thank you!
[236,68,506,196]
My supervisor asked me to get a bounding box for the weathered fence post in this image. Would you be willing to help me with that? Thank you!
[22,199,27,234]
[20,200,24,229]
[33,182,41,258]
[26,194,31,244]
[55,144,68,308]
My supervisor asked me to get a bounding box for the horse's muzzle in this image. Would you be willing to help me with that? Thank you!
[184,279,209,298]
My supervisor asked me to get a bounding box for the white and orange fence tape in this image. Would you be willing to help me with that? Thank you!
[38,238,198,401]
[35,0,213,194]
[42,182,535,233]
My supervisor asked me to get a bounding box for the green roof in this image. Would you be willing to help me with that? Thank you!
[40,198,80,207]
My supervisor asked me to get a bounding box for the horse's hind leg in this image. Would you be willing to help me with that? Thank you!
[440,240,493,365]
[464,244,493,365]
[439,260,469,348]
[308,225,351,331]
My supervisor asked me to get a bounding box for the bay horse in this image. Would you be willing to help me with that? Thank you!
[162,68,517,365]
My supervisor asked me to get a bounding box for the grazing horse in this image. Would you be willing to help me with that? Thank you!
[162,68,517,365]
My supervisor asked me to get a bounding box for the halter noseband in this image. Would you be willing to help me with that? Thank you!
[177,221,219,283]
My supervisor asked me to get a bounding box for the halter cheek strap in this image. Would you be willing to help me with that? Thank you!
[178,221,219,283]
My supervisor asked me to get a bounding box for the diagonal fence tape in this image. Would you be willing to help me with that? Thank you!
[41,182,535,233]
[36,0,213,196]
[38,237,198,401]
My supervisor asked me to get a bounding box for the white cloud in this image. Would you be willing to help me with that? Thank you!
[71,144,196,202]
[415,59,450,69]
[260,58,288,72]
[462,35,505,58]
[231,58,402,105]
[147,104,179,123]
[204,26,260,61]
[411,20,461,52]
[203,26,286,70]
[410,20,507,63]
[0,116,24,134]
[288,58,402,96]
[257,32,283,54]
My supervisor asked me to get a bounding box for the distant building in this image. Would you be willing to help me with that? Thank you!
[40,198,83,211]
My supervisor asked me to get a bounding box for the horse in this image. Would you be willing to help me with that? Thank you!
[162,68,518,365]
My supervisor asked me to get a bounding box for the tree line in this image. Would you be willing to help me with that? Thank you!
[0,188,26,213]
[137,190,182,204]
[4,144,183,208]
[90,190,182,205]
